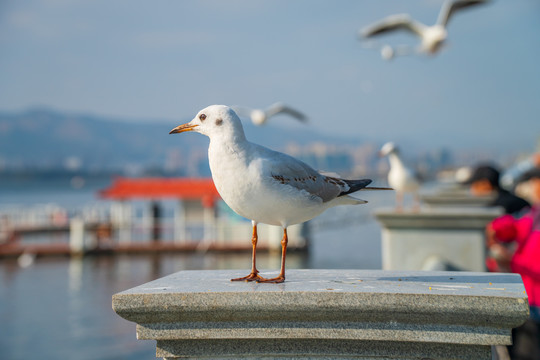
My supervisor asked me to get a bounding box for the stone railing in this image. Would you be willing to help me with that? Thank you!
[375,207,502,271]
[113,269,529,359]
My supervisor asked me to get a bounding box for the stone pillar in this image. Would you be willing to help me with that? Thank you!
[420,188,496,208]
[112,269,529,360]
[375,208,502,271]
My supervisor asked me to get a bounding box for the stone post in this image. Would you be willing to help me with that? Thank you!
[375,208,502,271]
[420,193,496,208]
[112,269,529,359]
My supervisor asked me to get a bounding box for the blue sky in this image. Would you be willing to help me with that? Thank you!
[0,0,539,157]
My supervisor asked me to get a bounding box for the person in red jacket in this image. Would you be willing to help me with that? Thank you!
[487,167,540,360]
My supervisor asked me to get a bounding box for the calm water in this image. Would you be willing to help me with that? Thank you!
[0,177,395,359]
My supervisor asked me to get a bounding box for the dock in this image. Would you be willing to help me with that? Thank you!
[0,177,308,257]
[0,239,307,257]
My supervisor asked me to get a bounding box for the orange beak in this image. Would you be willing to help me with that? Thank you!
[169,123,198,134]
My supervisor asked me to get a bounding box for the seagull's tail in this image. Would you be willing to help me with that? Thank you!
[339,179,372,196]
[336,179,393,205]
[339,179,393,196]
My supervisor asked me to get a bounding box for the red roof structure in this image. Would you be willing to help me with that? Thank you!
[99,177,221,207]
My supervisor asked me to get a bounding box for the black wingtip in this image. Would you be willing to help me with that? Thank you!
[339,179,373,196]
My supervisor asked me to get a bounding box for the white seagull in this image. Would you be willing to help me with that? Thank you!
[232,102,307,126]
[359,0,489,59]
[379,142,421,211]
[170,105,391,283]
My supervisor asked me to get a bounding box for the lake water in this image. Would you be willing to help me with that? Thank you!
[0,176,396,359]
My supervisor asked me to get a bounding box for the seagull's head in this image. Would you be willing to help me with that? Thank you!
[169,105,246,141]
[251,109,266,126]
[379,142,398,157]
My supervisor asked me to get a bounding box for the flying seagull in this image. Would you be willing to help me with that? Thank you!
[232,102,307,126]
[379,142,421,211]
[170,105,391,283]
[359,0,489,59]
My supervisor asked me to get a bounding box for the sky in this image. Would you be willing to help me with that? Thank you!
[0,0,539,157]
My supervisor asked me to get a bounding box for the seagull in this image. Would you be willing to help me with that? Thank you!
[359,0,489,59]
[379,142,421,211]
[232,102,307,126]
[170,105,391,283]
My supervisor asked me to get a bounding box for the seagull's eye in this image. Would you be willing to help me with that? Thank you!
[199,114,207,121]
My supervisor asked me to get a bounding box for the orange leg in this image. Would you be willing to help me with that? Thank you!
[231,222,264,282]
[256,228,287,283]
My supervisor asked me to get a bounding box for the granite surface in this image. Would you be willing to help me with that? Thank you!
[157,339,491,359]
[113,269,529,359]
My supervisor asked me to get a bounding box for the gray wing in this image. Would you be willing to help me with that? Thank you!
[437,0,489,27]
[361,14,427,38]
[256,146,345,202]
[264,102,307,122]
[230,105,254,118]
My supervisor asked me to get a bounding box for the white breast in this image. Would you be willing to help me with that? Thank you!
[208,140,329,227]
[388,167,419,193]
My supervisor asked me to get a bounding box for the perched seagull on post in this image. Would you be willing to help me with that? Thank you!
[170,105,391,283]
[359,0,489,59]
[379,142,421,211]
[232,102,307,126]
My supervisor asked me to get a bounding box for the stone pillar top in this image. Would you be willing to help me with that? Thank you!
[113,269,528,327]
[420,193,496,208]
[374,207,503,229]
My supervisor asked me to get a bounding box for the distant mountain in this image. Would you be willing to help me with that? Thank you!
[0,107,189,170]
[0,107,366,174]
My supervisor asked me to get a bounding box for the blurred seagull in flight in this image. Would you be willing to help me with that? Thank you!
[170,105,391,283]
[232,102,307,126]
[379,142,421,211]
[359,0,490,60]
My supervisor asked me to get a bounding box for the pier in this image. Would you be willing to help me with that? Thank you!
[0,177,307,257]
